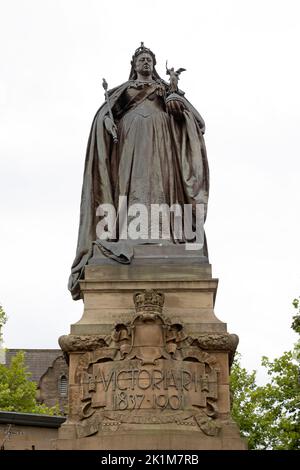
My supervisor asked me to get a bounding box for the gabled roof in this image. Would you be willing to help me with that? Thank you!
[5,349,63,383]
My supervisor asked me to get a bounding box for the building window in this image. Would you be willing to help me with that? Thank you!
[59,375,68,396]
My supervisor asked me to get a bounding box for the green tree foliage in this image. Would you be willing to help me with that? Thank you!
[0,304,8,343]
[230,353,260,448]
[0,351,60,415]
[292,298,300,334]
[292,298,300,361]
[231,299,300,449]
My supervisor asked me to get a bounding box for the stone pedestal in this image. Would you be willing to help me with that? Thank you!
[55,262,246,450]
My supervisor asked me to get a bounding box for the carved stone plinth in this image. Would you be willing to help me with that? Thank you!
[55,264,246,450]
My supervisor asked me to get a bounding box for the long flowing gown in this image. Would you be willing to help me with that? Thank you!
[69,80,209,299]
[114,84,175,208]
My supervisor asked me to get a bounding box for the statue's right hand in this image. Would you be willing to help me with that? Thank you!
[104,117,118,138]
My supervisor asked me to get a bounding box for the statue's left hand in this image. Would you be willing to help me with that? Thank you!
[166,96,186,120]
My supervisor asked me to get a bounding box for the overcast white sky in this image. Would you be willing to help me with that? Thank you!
[0,0,299,382]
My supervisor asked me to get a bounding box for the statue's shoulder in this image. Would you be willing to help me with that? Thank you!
[93,81,131,120]
[107,81,131,98]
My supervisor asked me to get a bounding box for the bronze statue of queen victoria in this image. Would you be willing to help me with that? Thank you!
[69,43,209,300]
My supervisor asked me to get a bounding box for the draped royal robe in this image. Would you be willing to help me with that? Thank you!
[69,80,209,300]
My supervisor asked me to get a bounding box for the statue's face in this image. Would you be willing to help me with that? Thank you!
[134,53,154,76]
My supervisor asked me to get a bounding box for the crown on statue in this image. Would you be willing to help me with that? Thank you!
[131,42,156,66]
[134,290,164,314]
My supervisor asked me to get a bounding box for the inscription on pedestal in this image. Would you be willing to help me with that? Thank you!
[72,290,222,438]
[81,359,217,413]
